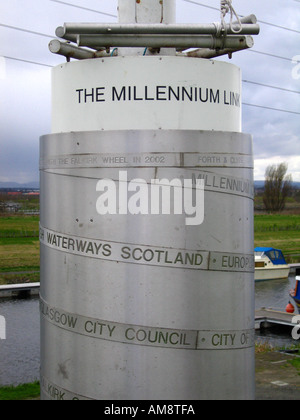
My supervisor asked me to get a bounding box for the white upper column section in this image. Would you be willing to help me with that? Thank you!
[118,0,176,24]
[118,0,176,55]
[51,56,242,133]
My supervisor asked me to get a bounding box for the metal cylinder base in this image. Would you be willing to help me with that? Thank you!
[40,129,254,400]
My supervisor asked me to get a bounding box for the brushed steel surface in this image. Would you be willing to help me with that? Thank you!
[40,129,254,400]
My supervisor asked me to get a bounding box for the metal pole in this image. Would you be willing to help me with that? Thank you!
[118,0,176,24]
[76,34,254,50]
[117,0,176,55]
[61,22,260,36]
[49,40,95,60]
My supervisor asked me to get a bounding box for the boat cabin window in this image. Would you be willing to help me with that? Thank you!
[265,249,286,265]
[254,252,264,258]
[268,250,278,260]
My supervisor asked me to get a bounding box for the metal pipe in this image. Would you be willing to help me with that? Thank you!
[77,34,254,50]
[237,14,257,24]
[55,26,78,43]
[183,43,253,59]
[61,22,259,36]
[49,40,95,60]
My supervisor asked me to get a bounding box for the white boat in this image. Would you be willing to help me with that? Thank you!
[255,247,290,282]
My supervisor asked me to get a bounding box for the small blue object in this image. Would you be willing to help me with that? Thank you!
[254,247,287,265]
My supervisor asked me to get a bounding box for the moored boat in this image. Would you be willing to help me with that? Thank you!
[255,247,290,282]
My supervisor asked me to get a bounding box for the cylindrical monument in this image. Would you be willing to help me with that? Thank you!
[40,0,255,400]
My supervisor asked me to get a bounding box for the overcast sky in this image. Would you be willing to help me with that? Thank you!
[0,0,299,184]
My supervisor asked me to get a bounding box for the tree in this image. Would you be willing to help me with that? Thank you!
[263,163,292,212]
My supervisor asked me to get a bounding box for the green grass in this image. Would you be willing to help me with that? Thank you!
[0,272,40,286]
[254,214,300,232]
[254,214,300,262]
[0,216,39,240]
[0,241,40,272]
[0,382,40,400]
[0,216,40,274]
[289,357,300,374]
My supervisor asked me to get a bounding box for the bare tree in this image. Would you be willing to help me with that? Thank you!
[263,163,292,212]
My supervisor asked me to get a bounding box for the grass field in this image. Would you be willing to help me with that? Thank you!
[0,216,40,284]
[0,212,299,284]
[0,381,40,400]
[254,213,300,263]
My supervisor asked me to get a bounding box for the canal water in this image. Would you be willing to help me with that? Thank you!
[0,275,298,386]
[0,296,40,386]
[255,275,300,349]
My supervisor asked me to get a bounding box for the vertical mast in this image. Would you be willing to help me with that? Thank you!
[118,0,176,55]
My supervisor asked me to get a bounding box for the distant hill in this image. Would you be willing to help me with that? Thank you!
[0,181,39,189]
[254,181,265,189]
[254,180,300,190]
[1,180,299,190]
